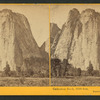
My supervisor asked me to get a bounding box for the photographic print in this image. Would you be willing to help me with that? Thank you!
[0,5,49,86]
[1,3,100,95]
[50,5,100,86]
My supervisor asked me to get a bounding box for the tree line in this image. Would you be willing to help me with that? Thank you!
[1,57,49,77]
[51,58,100,77]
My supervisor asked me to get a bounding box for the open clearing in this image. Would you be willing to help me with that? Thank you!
[0,77,49,86]
[51,76,100,86]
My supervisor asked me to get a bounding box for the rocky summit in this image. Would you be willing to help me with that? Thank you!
[0,9,42,71]
[51,8,100,70]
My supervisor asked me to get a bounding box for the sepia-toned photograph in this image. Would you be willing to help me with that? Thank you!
[50,5,100,86]
[0,5,49,86]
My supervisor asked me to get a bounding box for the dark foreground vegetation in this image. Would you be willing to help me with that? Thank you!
[0,57,49,86]
[51,58,100,77]
[2,57,49,78]
[51,58,100,86]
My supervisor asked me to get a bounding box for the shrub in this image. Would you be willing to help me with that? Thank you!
[16,66,21,76]
[67,66,82,76]
[77,68,81,76]
[3,62,10,76]
[81,71,87,76]
[87,62,94,75]
[9,71,17,77]
[67,66,75,76]
[23,57,49,77]
[51,58,61,77]
[92,70,100,76]
[60,59,70,77]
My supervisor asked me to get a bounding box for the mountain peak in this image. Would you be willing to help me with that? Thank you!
[81,8,96,17]
[0,9,12,14]
[0,9,13,17]
[82,8,95,13]
[81,8,97,23]
[2,9,12,12]
[68,8,80,19]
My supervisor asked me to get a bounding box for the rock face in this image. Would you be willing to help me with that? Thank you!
[51,8,100,70]
[50,23,61,56]
[41,38,49,54]
[40,40,49,60]
[0,9,42,71]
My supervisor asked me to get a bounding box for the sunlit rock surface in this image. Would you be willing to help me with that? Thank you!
[51,8,100,70]
[0,9,42,70]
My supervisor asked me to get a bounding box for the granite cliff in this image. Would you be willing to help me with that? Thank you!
[51,8,100,70]
[0,9,42,71]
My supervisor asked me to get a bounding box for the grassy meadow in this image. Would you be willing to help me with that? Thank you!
[51,76,100,86]
[0,77,49,86]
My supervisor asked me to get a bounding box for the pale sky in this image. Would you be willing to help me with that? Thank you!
[0,5,49,47]
[50,5,100,29]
